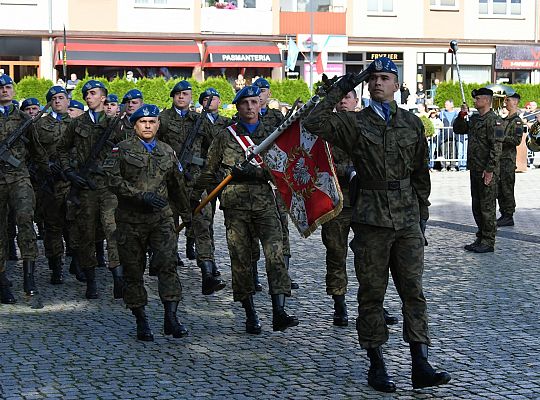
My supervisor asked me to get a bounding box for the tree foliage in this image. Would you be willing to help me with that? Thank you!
[14,76,54,104]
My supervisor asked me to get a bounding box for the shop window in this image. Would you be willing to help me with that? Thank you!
[430,0,459,11]
[367,0,394,14]
[479,0,521,17]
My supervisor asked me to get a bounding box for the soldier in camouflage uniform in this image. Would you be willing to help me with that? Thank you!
[454,87,503,253]
[58,80,124,299]
[0,75,50,302]
[104,104,191,342]
[496,92,523,227]
[194,85,298,335]
[250,77,299,290]
[304,58,450,392]
[34,85,72,284]
[158,81,225,295]
[104,94,119,117]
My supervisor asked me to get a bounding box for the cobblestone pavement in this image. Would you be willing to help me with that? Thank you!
[1,170,539,399]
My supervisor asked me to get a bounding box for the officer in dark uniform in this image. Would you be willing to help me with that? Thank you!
[304,58,451,392]
[454,88,503,253]
[158,80,225,295]
[104,104,191,341]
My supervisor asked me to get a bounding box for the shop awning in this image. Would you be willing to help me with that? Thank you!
[55,38,200,67]
[202,41,282,68]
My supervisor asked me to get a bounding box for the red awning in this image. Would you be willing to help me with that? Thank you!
[202,41,282,68]
[55,38,201,67]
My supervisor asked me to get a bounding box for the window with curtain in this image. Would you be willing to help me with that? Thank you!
[479,0,521,16]
[367,0,393,13]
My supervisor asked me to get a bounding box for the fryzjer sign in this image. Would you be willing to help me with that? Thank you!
[496,45,540,70]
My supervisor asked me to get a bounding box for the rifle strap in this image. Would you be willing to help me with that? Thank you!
[227,124,264,168]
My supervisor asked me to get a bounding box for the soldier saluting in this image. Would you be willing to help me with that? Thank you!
[304,57,450,393]
[104,104,191,342]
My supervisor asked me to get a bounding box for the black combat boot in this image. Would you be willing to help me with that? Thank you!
[383,308,399,325]
[366,347,396,393]
[95,240,107,268]
[497,213,514,227]
[199,260,226,295]
[110,265,124,299]
[69,252,86,282]
[271,293,299,332]
[83,268,98,299]
[131,306,154,341]
[332,294,348,327]
[163,301,188,338]
[8,238,18,261]
[241,295,262,334]
[252,261,262,292]
[410,342,451,389]
[464,237,481,252]
[211,260,221,277]
[0,270,16,304]
[22,260,36,296]
[48,256,64,285]
[185,238,197,260]
[285,255,299,290]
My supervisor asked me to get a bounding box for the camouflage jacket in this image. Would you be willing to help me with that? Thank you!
[500,112,524,161]
[34,112,72,189]
[157,107,212,182]
[260,107,284,131]
[58,110,122,189]
[103,135,190,224]
[453,109,503,173]
[0,105,49,184]
[194,121,275,211]
[303,87,431,229]
[114,116,135,142]
[330,142,354,209]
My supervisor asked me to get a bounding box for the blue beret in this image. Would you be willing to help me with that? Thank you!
[46,85,68,102]
[122,89,143,104]
[21,98,40,110]
[106,94,119,104]
[11,99,19,108]
[82,80,108,97]
[368,57,399,77]
[170,80,192,97]
[252,77,270,89]
[471,88,493,97]
[198,87,220,105]
[129,104,160,124]
[0,75,14,86]
[232,85,261,104]
[69,100,84,110]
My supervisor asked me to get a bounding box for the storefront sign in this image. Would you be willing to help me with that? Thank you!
[366,52,403,62]
[303,63,344,82]
[211,53,280,63]
[296,35,348,53]
[496,45,540,70]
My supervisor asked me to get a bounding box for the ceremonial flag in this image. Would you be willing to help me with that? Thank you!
[286,38,300,71]
[315,50,328,74]
[264,119,343,238]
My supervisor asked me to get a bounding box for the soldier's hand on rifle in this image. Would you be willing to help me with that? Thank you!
[141,192,168,210]
[65,168,90,189]
[48,161,63,175]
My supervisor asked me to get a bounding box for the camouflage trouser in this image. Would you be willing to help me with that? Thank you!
[350,223,430,349]
[249,193,291,263]
[41,186,69,258]
[471,170,498,247]
[116,215,182,309]
[223,207,291,301]
[74,187,119,270]
[322,206,352,296]
[65,200,80,251]
[192,190,215,262]
[0,178,38,270]
[497,158,516,216]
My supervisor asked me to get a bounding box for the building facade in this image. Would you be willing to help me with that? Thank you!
[1,0,539,91]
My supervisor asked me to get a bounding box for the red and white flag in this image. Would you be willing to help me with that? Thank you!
[264,119,343,238]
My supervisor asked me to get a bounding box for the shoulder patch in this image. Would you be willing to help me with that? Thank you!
[495,121,505,139]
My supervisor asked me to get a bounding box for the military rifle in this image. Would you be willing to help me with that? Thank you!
[67,111,125,206]
[177,94,214,181]
[0,101,52,169]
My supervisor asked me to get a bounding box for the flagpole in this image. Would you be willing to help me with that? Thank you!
[309,1,314,94]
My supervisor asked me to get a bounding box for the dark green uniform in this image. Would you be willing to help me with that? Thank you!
[322,144,353,295]
[194,121,291,301]
[304,87,431,349]
[0,104,48,270]
[57,111,121,270]
[114,116,136,141]
[497,112,523,217]
[104,136,190,308]
[454,110,503,247]
[34,112,71,259]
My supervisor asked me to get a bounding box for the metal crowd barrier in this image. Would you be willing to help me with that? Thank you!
[426,126,468,169]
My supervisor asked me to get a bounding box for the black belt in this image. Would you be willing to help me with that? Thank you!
[357,177,410,191]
